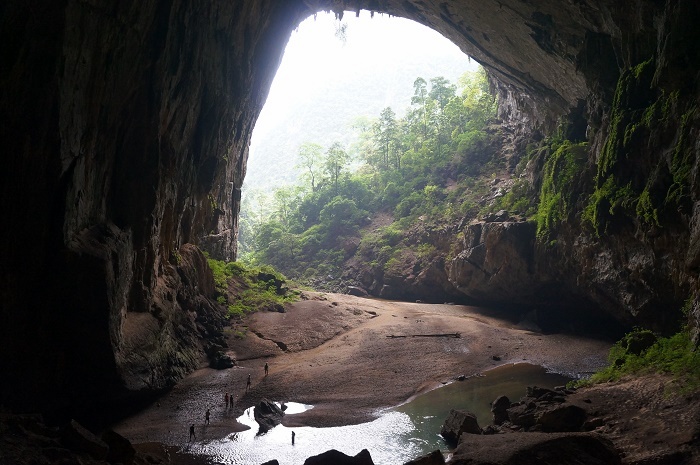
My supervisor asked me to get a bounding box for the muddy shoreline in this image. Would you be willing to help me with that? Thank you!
[113,292,610,445]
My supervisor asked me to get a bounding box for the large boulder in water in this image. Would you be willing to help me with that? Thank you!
[304,448,374,465]
[491,395,511,425]
[440,409,481,443]
[253,399,285,432]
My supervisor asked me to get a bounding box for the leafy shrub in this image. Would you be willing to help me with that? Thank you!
[205,257,299,318]
[576,328,700,393]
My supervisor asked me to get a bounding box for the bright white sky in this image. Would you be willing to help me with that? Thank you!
[251,10,479,140]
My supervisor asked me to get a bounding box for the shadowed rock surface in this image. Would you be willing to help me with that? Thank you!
[449,432,621,465]
[304,448,375,465]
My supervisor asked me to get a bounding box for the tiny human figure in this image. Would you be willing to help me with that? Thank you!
[189,424,196,441]
[225,392,229,408]
[205,408,210,425]
[264,362,269,376]
[246,373,251,391]
[292,431,295,445]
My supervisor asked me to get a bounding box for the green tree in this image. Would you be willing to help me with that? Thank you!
[297,142,324,192]
[373,107,397,171]
[324,142,350,194]
[429,76,456,111]
[319,196,365,236]
[272,185,298,228]
[411,77,429,141]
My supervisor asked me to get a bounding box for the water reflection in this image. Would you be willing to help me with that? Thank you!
[187,363,571,465]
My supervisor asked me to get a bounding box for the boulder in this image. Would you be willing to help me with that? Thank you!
[536,404,587,432]
[404,449,445,465]
[254,399,285,432]
[347,286,369,297]
[451,432,621,465]
[507,402,537,429]
[209,351,235,369]
[304,448,374,465]
[526,386,558,399]
[491,395,511,425]
[102,429,136,465]
[60,420,109,460]
[440,409,481,443]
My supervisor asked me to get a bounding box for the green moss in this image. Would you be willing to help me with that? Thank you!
[496,179,536,217]
[582,176,635,236]
[583,59,685,235]
[205,256,299,318]
[666,107,697,205]
[535,141,588,239]
[635,187,660,227]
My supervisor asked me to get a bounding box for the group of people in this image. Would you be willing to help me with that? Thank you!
[188,362,271,442]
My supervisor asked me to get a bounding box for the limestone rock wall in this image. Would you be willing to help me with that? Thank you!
[0,0,307,414]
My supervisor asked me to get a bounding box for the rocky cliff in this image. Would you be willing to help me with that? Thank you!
[1,0,698,418]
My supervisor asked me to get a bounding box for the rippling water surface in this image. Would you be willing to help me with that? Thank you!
[186,363,571,465]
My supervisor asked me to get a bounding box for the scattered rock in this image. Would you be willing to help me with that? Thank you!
[507,402,537,428]
[527,386,557,399]
[441,409,482,443]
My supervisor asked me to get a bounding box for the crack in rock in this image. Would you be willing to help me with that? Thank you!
[252,330,288,352]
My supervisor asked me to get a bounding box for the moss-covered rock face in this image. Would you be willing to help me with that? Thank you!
[1,0,700,417]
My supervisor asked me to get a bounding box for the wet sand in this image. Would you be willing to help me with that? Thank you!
[113,292,611,444]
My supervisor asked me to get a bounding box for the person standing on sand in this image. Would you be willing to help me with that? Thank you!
[189,424,196,441]
[246,373,251,391]
[205,409,210,425]
[225,392,229,408]
[264,362,269,376]
[292,430,295,445]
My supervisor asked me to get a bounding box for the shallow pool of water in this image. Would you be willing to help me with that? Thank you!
[186,363,571,465]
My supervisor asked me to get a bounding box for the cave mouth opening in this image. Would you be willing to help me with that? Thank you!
[238,10,479,282]
[235,10,626,339]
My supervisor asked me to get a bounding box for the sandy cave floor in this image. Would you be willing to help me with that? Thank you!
[113,292,612,444]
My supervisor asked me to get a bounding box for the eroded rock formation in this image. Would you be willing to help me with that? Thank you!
[1,0,699,418]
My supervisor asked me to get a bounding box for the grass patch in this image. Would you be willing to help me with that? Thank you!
[574,328,700,394]
[205,254,299,318]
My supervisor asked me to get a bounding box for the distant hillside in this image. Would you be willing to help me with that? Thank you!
[244,13,476,191]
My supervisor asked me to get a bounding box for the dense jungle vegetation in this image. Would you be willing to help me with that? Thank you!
[238,68,502,285]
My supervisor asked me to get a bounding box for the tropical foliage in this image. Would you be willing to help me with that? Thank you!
[238,68,500,284]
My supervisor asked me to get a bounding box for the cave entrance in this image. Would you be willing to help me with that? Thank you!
[239,11,481,276]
